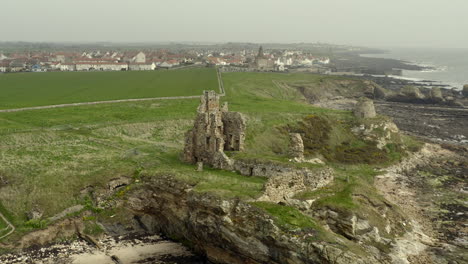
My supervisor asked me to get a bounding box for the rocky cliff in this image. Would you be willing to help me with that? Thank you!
[124,175,379,264]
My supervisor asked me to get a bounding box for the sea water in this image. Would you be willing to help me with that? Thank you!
[362,47,468,90]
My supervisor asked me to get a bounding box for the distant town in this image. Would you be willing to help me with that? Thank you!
[0,44,334,73]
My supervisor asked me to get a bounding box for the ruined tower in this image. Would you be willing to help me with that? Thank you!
[353,97,376,119]
[183,91,246,169]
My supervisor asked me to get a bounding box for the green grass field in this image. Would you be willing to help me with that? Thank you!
[0,68,217,109]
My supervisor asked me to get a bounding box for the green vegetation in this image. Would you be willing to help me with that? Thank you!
[252,202,318,230]
[295,164,379,209]
[0,69,418,243]
[0,68,217,109]
[83,218,105,236]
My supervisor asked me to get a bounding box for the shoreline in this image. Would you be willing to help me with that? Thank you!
[0,234,205,264]
[359,50,466,90]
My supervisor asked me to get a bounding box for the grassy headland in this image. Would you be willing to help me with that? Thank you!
[0,69,417,243]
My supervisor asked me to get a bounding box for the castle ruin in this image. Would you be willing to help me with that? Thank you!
[182,91,246,169]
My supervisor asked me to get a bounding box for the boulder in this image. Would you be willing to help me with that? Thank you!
[430,87,444,103]
[373,85,388,99]
[445,97,464,107]
[401,86,425,101]
[388,86,426,103]
[353,98,376,119]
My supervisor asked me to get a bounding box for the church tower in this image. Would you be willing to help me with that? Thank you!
[257,46,265,58]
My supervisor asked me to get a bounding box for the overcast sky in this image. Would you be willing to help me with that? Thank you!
[1,0,467,48]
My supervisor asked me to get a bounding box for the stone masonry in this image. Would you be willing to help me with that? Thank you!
[353,97,376,119]
[182,91,246,169]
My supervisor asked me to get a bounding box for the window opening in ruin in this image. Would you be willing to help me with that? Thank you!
[206,137,210,146]
[249,167,254,176]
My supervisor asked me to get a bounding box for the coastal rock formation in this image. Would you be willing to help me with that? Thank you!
[445,96,464,107]
[353,98,376,118]
[373,84,388,99]
[430,87,444,103]
[182,91,246,169]
[351,118,400,149]
[463,84,468,97]
[387,85,427,103]
[288,133,304,160]
[258,167,334,203]
[401,86,424,100]
[125,175,377,264]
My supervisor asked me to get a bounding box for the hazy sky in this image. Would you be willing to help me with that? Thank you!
[2,0,467,48]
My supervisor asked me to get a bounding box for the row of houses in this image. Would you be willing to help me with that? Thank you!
[0,50,195,73]
[0,60,181,73]
[0,53,182,73]
[0,48,331,73]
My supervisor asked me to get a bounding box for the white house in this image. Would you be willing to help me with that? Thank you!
[159,60,180,68]
[0,61,8,72]
[60,63,76,71]
[133,52,146,63]
[0,53,7,60]
[128,62,155,71]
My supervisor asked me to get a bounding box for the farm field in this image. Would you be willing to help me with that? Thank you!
[0,67,218,109]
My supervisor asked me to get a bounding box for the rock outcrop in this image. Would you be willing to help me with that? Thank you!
[387,85,426,103]
[430,87,444,103]
[182,91,246,169]
[353,98,376,118]
[125,175,378,264]
[258,167,334,203]
[463,84,468,97]
[351,118,400,149]
[288,133,304,160]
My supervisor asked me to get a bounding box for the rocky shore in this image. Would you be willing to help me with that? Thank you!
[0,234,204,264]
[330,54,429,75]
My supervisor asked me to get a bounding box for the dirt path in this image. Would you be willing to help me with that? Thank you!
[0,67,226,113]
[0,212,15,240]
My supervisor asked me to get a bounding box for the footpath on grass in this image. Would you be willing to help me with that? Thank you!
[0,68,226,113]
[0,212,14,241]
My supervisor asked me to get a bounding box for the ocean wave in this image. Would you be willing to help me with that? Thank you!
[403,61,448,73]
[387,75,424,82]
